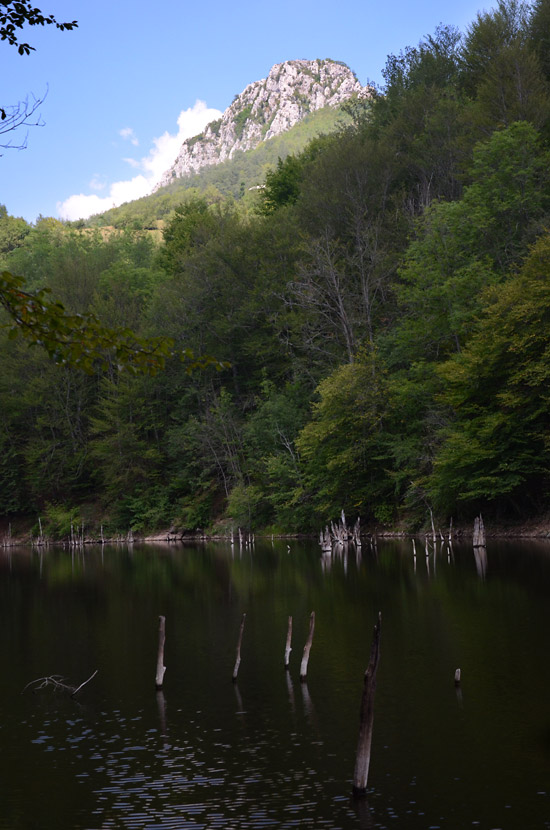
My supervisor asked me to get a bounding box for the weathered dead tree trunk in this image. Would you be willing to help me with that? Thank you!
[352,517,361,547]
[300,611,315,682]
[284,615,293,670]
[2,523,13,549]
[320,512,361,551]
[473,515,486,547]
[320,526,332,552]
[352,612,382,797]
[429,507,437,547]
[155,615,166,690]
[232,613,246,682]
[34,517,46,547]
[340,509,348,536]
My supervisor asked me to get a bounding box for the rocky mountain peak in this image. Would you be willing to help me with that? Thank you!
[156,59,371,190]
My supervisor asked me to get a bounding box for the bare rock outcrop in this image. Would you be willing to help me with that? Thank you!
[156,59,371,189]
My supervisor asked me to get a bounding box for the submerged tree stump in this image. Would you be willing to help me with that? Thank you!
[284,615,293,670]
[473,515,486,547]
[232,613,246,682]
[300,611,315,682]
[155,615,166,690]
[353,612,382,797]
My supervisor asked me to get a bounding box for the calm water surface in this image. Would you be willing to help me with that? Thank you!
[0,538,549,829]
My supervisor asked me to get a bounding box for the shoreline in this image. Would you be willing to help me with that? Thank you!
[3,519,550,548]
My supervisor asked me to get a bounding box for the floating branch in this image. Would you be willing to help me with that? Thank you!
[155,615,166,690]
[22,669,98,698]
[353,612,382,797]
[71,669,98,697]
[300,611,315,682]
[232,613,246,682]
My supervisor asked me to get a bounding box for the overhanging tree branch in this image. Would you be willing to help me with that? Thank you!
[1,2,77,145]
[0,88,46,152]
[0,269,229,375]
[0,1,77,55]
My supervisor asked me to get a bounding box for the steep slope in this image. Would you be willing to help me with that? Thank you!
[87,105,352,229]
[156,59,370,189]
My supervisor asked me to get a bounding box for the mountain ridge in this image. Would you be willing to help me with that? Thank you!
[156,59,371,190]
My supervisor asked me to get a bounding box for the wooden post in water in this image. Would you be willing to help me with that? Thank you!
[232,613,246,682]
[155,615,166,690]
[284,615,293,670]
[352,612,382,797]
[300,611,315,682]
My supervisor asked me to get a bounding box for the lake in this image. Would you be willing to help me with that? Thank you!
[0,537,549,829]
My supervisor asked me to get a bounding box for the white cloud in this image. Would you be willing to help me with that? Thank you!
[58,176,151,221]
[119,127,139,146]
[89,175,107,191]
[57,100,223,221]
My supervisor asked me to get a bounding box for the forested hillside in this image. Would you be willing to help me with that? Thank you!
[83,105,351,230]
[3,0,550,538]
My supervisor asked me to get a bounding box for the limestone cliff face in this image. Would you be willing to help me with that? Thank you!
[156,59,370,189]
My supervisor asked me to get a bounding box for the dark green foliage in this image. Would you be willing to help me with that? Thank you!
[295,355,394,524]
[530,0,550,79]
[430,233,550,513]
[0,204,30,252]
[261,155,303,213]
[3,3,550,532]
[0,1,77,55]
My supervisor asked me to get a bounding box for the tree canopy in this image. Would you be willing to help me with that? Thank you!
[2,0,550,535]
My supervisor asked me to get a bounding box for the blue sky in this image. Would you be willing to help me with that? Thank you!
[1,0,485,223]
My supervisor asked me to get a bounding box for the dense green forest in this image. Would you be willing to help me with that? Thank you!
[3,0,550,538]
